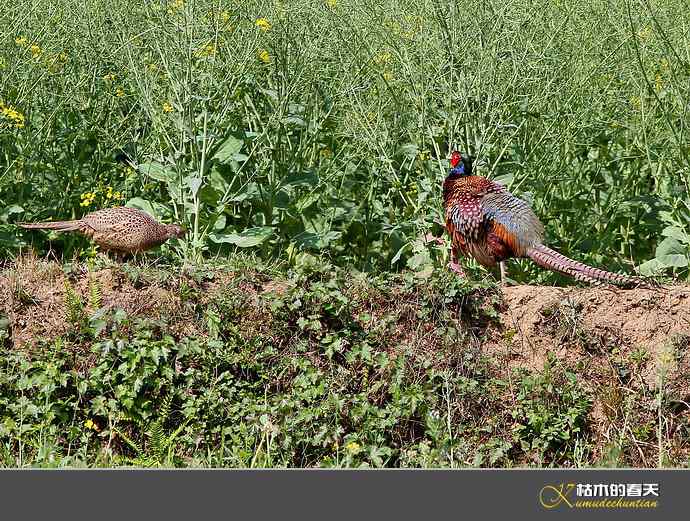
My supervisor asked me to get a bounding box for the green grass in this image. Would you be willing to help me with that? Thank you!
[1,0,689,279]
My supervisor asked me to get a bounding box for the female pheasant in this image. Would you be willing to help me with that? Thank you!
[18,207,185,255]
[442,151,640,285]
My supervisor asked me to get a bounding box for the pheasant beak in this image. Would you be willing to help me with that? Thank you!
[167,225,187,239]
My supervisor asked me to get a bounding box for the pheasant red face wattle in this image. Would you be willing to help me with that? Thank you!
[450,151,462,168]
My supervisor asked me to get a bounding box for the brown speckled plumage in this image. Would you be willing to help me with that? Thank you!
[18,207,185,254]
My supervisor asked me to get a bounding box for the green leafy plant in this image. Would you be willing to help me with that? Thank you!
[63,279,85,327]
[511,364,592,463]
[1,0,687,281]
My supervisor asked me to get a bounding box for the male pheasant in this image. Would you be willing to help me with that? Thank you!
[441,151,641,285]
[18,206,185,255]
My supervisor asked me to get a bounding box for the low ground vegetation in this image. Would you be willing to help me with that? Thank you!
[1,256,688,467]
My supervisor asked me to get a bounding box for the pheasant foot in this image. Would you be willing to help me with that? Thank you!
[447,261,466,277]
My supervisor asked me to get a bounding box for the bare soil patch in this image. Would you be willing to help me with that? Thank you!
[488,284,690,385]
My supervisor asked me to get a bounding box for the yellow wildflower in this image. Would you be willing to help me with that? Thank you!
[115,87,125,97]
[256,18,271,31]
[45,53,67,73]
[103,72,116,82]
[147,63,158,71]
[326,0,337,7]
[103,186,123,201]
[220,10,231,23]
[162,102,174,113]
[374,52,391,66]
[637,26,651,40]
[0,101,25,128]
[84,418,99,431]
[167,0,184,12]
[383,71,393,81]
[80,192,96,207]
[655,73,663,93]
[30,44,42,58]
[630,95,641,110]
[197,43,216,57]
[258,49,270,63]
[15,36,27,46]
[345,441,361,454]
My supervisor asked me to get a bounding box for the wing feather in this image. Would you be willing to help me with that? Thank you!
[480,189,544,255]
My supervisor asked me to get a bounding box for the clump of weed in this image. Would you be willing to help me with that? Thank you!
[88,275,102,310]
[511,359,592,464]
[63,279,85,327]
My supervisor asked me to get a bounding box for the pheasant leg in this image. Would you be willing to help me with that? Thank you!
[447,248,465,277]
[448,261,466,277]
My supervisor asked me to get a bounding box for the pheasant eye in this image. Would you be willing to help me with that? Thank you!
[450,151,462,168]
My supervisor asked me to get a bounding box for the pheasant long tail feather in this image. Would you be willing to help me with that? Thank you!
[17,220,82,232]
[526,244,642,286]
